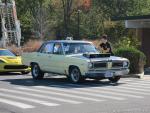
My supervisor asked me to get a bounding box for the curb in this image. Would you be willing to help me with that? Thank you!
[122,73,150,80]
[121,73,144,79]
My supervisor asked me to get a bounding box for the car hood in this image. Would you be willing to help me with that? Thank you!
[68,54,128,62]
[0,56,22,64]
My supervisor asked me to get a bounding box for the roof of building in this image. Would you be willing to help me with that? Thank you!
[111,15,150,21]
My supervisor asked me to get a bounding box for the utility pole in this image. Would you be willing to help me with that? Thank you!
[77,9,81,40]
[0,0,21,47]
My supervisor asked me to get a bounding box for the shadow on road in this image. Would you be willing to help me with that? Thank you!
[1,74,126,88]
[0,72,22,76]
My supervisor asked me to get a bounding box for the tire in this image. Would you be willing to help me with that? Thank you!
[68,67,84,83]
[31,63,44,80]
[21,71,30,75]
[108,76,121,83]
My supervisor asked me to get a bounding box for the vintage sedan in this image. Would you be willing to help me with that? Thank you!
[0,48,30,74]
[22,40,129,83]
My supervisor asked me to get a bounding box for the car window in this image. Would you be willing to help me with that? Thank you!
[40,43,53,54]
[53,43,63,55]
[0,50,16,56]
[63,43,99,54]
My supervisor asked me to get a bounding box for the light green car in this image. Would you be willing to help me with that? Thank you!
[22,40,129,83]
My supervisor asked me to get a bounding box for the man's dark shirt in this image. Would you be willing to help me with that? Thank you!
[99,42,112,54]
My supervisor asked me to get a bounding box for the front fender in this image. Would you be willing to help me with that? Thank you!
[65,57,89,76]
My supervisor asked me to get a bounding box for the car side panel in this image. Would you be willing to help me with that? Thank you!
[47,54,66,74]
[62,56,88,76]
[22,52,36,66]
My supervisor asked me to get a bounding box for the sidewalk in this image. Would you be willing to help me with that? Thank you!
[143,67,150,79]
[122,67,150,79]
[122,74,150,79]
[143,75,150,80]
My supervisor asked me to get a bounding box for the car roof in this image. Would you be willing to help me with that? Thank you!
[45,40,92,44]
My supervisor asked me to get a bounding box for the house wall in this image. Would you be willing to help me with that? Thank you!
[141,29,150,66]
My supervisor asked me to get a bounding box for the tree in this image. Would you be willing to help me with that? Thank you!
[23,0,54,39]
[60,0,86,39]
[15,0,150,43]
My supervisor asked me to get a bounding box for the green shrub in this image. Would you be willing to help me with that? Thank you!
[113,36,141,51]
[114,47,146,74]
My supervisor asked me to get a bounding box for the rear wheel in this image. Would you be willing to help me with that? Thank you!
[68,67,84,83]
[31,63,44,80]
[108,76,121,83]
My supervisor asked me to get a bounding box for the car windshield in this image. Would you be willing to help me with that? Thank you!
[0,50,16,57]
[63,42,99,55]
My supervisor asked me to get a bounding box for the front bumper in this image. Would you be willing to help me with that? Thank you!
[85,69,129,78]
[0,64,31,73]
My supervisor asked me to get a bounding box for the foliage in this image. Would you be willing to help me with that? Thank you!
[22,40,43,52]
[15,0,150,45]
[79,6,105,39]
[7,40,43,55]
[127,0,150,15]
[114,47,146,74]
[113,36,141,50]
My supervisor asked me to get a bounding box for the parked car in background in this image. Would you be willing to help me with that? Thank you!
[0,48,30,74]
[22,40,129,83]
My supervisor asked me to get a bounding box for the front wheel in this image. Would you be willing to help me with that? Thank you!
[31,63,44,80]
[108,76,121,83]
[68,67,84,83]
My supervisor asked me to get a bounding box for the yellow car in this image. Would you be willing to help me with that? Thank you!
[0,48,30,74]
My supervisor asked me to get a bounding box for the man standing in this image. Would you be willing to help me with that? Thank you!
[99,35,113,55]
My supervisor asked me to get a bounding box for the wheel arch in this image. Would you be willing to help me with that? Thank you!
[30,62,38,66]
[68,65,80,74]
[68,64,86,76]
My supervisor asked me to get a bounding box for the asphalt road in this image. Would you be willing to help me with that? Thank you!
[0,73,150,113]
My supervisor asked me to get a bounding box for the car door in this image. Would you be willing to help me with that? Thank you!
[49,42,66,74]
[36,42,54,72]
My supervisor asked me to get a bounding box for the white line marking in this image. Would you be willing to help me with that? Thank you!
[121,84,150,89]
[48,85,143,99]
[0,93,59,106]
[0,98,34,109]
[16,87,102,102]
[126,82,150,87]
[120,79,138,82]
[61,83,150,95]
[94,86,150,95]
[114,85,150,92]
[66,83,150,93]
[121,79,150,84]
[32,86,125,100]
[0,88,81,104]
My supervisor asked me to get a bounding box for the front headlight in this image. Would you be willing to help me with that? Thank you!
[88,62,93,69]
[123,61,129,67]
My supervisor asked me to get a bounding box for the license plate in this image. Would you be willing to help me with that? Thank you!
[115,71,123,75]
[105,71,113,78]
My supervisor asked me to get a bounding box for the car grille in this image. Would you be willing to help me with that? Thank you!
[92,61,123,69]
[112,62,123,68]
[4,65,28,69]
[93,62,107,68]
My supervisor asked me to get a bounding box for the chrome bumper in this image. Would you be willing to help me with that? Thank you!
[85,69,129,78]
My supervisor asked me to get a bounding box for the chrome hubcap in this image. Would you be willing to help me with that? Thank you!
[33,65,39,77]
[71,69,80,82]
